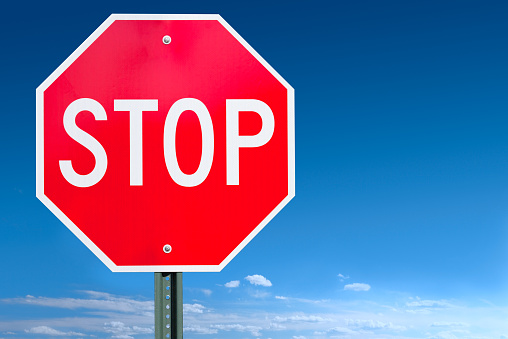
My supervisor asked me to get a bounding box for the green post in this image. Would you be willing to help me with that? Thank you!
[155,272,183,339]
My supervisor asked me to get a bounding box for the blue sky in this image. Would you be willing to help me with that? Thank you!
[2,0,508,338]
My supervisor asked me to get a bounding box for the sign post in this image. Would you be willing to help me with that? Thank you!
[37,14,294,337]
[155,273,183,339]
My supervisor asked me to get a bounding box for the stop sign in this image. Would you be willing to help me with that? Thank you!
[36,14,294,272]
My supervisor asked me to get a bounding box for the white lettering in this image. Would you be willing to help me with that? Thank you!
[226,99,274,185]
[114,99,158,186]
[59,98,108,187]
[163,98,214,187]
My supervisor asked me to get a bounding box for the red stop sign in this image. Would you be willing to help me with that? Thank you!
[36,14,294,272]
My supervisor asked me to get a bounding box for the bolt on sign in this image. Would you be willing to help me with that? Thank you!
[36,14,295,272]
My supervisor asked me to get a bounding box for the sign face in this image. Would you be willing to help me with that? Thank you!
[36,14,294,272]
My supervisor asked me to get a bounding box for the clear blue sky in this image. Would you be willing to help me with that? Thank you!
[2,0,508,338]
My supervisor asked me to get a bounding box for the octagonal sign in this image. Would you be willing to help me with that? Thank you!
[36,14,294,272]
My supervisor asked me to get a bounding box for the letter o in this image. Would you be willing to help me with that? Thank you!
[163,98,214,187]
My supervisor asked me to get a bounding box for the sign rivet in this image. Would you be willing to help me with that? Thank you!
[163,244,172,253]
[162,35,171,44]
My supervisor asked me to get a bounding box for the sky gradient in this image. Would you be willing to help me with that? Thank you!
[2,0,508,338]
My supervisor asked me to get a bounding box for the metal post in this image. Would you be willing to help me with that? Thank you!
[155,272,183,339]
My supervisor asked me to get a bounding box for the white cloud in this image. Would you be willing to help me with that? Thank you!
[338,273,350,282]
[346,319,405,331]
[250,290,271,298]
[104,321,153,337]
[183,303,207,314]
[225,280,240,288]
[293,336,307,339]
[270,322,287,330]
[274,295,328,304]
[3,289,508,339]
[200,289,212,296]
[82,290,113,299]
[326,326,357,335]
[406,298,454,308]
[428,330,470,339]
[211,324,262,336]
[245,275,272,287]
[184,325,218,334]
[24,326,86,336]
[3,292,152,314]
[344,283,371,291]
[1,291,155,337]
[273,315,331,323]
[431,321,469,328]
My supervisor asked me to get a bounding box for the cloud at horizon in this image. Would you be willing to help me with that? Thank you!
[1,285,508,338]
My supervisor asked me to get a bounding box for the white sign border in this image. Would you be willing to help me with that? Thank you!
[36,13,295,272]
